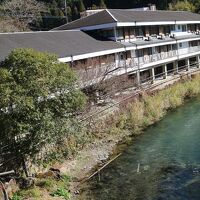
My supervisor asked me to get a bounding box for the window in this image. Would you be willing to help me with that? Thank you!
[148,48,153,55]
[117,28,124,38]
[178,25,181,30]
[182,25,187,32]
[170,25,175,31]
[135,27,144,36]
[136,50,143,57]
[172,44,177,50]
[179,43,182,48]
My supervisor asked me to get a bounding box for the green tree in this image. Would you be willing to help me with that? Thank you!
[0,48,86,174]
[99,0,107,8]
[169,0,195,12]
[72,5,79,20]
[77,0,86,12]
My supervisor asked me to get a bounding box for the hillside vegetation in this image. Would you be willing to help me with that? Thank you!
[0,0,200,32]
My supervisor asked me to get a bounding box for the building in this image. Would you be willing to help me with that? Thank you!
[54,8,200,85]
[1,8,200,89]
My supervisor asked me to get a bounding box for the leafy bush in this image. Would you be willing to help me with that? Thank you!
[51,187,71,199]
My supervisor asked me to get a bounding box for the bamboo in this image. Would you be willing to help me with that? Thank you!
[85,153,122,182]
[0,170,15,177]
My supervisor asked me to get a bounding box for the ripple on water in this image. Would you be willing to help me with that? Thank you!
[80,98,200,200]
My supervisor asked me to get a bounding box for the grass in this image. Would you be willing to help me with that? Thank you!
[14,75,200,200]
[12,174,71,200]
[109,75,200,136]
[12,186,42,200]
[51,187,71,199]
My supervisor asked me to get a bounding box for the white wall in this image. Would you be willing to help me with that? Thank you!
[171,25,188,36]
[178,42,189,55]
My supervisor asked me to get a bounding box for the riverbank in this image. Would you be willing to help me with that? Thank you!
[55,73,200,199]
[79,94,200,200]
[12,72,200,200]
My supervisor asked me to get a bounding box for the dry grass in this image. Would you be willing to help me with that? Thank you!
[108,75,200,136]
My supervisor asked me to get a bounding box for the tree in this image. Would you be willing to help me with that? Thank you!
[2,0,46,30]
[72,5,79,20]
[99,0,107,8]
[77,0,86,12]
[169,0,195,12]
[0,48,86,174]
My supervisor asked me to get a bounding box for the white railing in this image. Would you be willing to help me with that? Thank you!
[78,45,200,87]
[139,50,178,65]
[126,50,177,68]
[128,46,200,67]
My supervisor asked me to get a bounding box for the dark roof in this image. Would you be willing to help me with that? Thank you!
[0,30,123,61]
[53,10,115,30]
[109,9,200,22]
[53,9,200,30]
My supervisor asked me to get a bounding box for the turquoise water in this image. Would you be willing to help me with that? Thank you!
[81,98,200,200]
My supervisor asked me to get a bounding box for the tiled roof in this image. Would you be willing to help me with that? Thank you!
[53,10,115,30]
[53,9,200,30]
[0,30,123,61]
[109,9,200,22]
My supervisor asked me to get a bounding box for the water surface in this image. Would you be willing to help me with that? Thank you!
[81,98,200,200]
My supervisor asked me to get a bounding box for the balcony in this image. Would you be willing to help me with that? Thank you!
[126,45,200,69]
[179,46,200,55]
[126,50,177,68]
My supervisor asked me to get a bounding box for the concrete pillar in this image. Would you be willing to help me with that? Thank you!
[136,70,140,86]
[150,67,155,83]
[162,64,167,79]
[186,58,190,71]
[173,61,178,74]
[114,27,117,42]
[196,55,200,68]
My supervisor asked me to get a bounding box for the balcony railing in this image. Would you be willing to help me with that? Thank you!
[126,46,200,68]
[78,45,200,87]
[126,50,177,68]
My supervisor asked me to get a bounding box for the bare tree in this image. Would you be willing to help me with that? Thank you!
[2,0,46,29]
[76,58,136,105]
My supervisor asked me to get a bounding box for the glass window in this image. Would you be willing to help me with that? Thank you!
[117,28,124,38]
[136,50,143,57]
[182,25,187,32]
[172,44,177,50]
[135,27,144,36]
[170,25,175,31]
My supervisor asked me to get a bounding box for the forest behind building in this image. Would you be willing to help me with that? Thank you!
[0,0,200,32]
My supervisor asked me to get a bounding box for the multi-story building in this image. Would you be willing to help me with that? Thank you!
[1,7,200,89]
[54,8,200,85]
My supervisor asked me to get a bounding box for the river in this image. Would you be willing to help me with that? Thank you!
[80,97,200,200]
